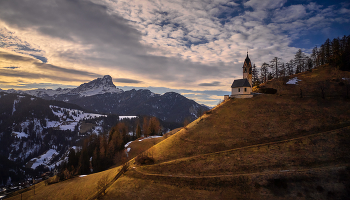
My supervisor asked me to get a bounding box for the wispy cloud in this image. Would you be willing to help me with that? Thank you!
[114,78,142,84]
[198,81,221,86]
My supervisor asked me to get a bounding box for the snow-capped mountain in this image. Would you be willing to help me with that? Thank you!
[70,75,123,96]
[3,75,123,98]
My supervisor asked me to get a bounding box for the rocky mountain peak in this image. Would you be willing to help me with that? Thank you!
[71,75,123,96]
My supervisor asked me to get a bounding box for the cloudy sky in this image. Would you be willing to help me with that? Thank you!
[0,0,349,106]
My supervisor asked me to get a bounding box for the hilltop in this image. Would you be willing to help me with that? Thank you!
[7,66,350,199]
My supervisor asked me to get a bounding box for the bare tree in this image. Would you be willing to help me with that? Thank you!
[260,62,269,83]
[286,59,294,76]
[270,57,283,78]
[294,49,305,73]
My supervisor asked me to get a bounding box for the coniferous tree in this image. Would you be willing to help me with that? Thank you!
[252,64,259,86]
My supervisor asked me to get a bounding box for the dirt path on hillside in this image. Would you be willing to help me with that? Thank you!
[130,164,349,179]
[152,125,350,166]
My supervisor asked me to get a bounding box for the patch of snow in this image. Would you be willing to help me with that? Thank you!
[79,175,87,177]
[138,136,162,141]
[286,77,301,85]
[59,122,78,131]
[91,126,103,135]
[12,99,19,115]
[119,116,138,120]
[12,132,28,138]
[127,147,131,153]
[124,141,133,148]
[128,131,134,136]
[29,149,58,169]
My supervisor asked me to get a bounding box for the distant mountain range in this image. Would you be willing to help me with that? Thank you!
[0,76,209,185]
[2,75,209,123]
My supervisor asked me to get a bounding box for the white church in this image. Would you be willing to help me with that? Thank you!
[225,52,254,99]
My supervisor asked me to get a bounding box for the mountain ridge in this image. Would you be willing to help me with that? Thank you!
[1,76,209,123]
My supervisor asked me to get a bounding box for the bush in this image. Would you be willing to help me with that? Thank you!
[135,154,155,165]
[259,87,277,94]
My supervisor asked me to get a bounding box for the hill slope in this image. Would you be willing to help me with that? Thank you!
[7,66,350,199]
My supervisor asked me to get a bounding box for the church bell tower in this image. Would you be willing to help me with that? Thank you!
[243,51,252,87]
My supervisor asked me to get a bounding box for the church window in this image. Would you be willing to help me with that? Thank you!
[244,88,247,92]
[244,68,247,73]
[238,88,240,92]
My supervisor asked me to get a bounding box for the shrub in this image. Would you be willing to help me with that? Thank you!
[259,87,277,94]
[96,175,109,196]
[135,154,155,165]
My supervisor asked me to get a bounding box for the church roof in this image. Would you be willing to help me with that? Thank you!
[231,78,251,88]
[242,52,251,67]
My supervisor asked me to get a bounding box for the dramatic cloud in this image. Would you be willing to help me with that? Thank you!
[0,0,349,106]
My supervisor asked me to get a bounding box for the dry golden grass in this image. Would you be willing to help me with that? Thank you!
[125,136,165,161]
[140,127,350,176]
[102,175,267,200]
[7,166,122,200]
[144,94,350,164]
[262,65,350,97]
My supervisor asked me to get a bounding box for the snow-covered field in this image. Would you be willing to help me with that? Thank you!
[47,105,106,131]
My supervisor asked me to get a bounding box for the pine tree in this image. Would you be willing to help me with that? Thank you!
[252,64,259,86]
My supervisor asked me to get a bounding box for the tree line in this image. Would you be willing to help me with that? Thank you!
[251,34,350,86]
[60,116,162,179]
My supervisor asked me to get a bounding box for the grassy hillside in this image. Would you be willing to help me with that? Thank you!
[7,166,122,200]
[104,66,350,199]
[8,66,350,199]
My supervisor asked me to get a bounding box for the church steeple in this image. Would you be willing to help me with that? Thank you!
[243,51,252,87]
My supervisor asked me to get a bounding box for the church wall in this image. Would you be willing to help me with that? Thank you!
[231,86,252,95]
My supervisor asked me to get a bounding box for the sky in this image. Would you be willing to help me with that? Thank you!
[0,0,349,106]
